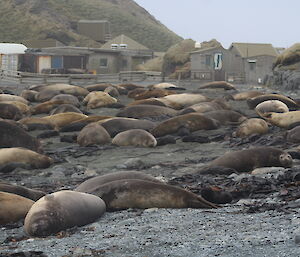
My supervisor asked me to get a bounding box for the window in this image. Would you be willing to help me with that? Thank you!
[100,58,108,67]
[205,55,211,66]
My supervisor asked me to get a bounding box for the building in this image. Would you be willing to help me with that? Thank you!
[0,43,27,71]
[190,42,278,84]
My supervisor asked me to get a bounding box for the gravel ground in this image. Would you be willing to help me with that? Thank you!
[1,80,300,257]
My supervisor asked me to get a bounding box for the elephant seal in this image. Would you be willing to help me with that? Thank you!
[30,100,68,114]
[85,179,217,211]
[247,93,299,110]
[77,122,111,146]
[38,84,89,97]
[0,192,34,225]
[1,101,30,115]
[263,111,300,129]
[117,104,178,119]
[198,81,237,90]
[85,83,115,92]
[35,89,61,102]
[42,112,87,130]
[0,103,22,120]
[206,147,293,173]
[203,110,247,125]
[134,88,176,100]
[231,91,265,101]
[0,148,53,170]
[151,113,220,137]
[50,104,82,115]
[0,182,45,201]
[75,171,164,193]
[112,129,157,147]
[255,100,289,116]
[118,83,143,91]
[149,82,178,89]
[83,91,117,109]
[234,118,269,138]
[127,88,148,98]
[101,118,156,137]
[162,93,210,108]
[24,190,106,237]
[286,126,300,143]
[20,89,38,102]
[0,120,42,153]
[0,94,28,104]
[104,86,120,97]
[50,94,80,107]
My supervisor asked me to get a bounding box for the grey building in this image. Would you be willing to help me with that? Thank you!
[190,42,278,84]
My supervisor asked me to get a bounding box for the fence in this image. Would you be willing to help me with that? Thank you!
[0,69,162,85]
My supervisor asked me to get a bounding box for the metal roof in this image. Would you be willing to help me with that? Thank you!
[0,43,27,54]
[230,43,278,57]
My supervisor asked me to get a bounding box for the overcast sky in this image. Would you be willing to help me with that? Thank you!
[134,0,299,49]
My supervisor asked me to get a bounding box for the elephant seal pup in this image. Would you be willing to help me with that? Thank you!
[127,88,148,98]
[286,126,300,143]
[30,100,68,114]
[234,118,269,138]
[231,91,265,101]
[83,91,117,109]
[117,104,178,119]
[203,110,247,125]
[0,120,42,153]
[0,148,53,169]
[86,179,217,210]
[77,122,111,147]
[104,86,120,97]
[75,171,164,193]
[162,93,210,108]
[0,103,22,120]
[151,113,220,137]
[24,190,106,237]
[198,81,237,91]
[1,101,30,115]
[112,129,157,147]
[0,192,34,225]
[42,112,87,130]
[50,94,80,107]
[20,89,38,102]
[0,182,45,201]
[255,100,289,117]
[0,94,28,104]
[101,118,156,137]
[247,93,299,110]
[149,82,178,89]
[50,104,82,115]
[206,147,293,173]
[263,111,300,129]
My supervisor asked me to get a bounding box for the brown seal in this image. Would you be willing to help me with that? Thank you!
[117,104,178,119]
[0,148,53,170]
[247,93,299,109]
[24,190,106,237]
[42,112,87,130]
[263,111,300,129]
[50,94,80,107]
[77,122,111,146]
[149,82,178,89]
[83,91,117,109]
[112,129,157,147]
[0,182,45,201]
[75,170,164,193]
[101,118,156,137]
[286,126,300,143]
[234,118,269,138]
[118,83,144,91]
[198,81,237,90]
[206,147,293,173]
[0,94,28,104]
[255,100,289,117]
[0,103,22,120]
[104,86,120,97]
[162,93,210,108]
[84,179,217,211]
[30,100,69,114]
[0,191,34,225]
[0,120,42,153]
[151,113,220,137]
[127,88,148,98]
[50,104,82,115]
[84,83,115,92]
[1,101,30,115]
[133,88,176,100]
[203,110,247,125]
[231,91,265,101]
[20,89,38,102]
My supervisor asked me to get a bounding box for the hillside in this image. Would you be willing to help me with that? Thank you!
[0,0,182,51]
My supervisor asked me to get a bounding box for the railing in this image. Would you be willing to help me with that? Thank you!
[0,69,162,85]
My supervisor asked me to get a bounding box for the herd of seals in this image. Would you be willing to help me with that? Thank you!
[0,80,299,237]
